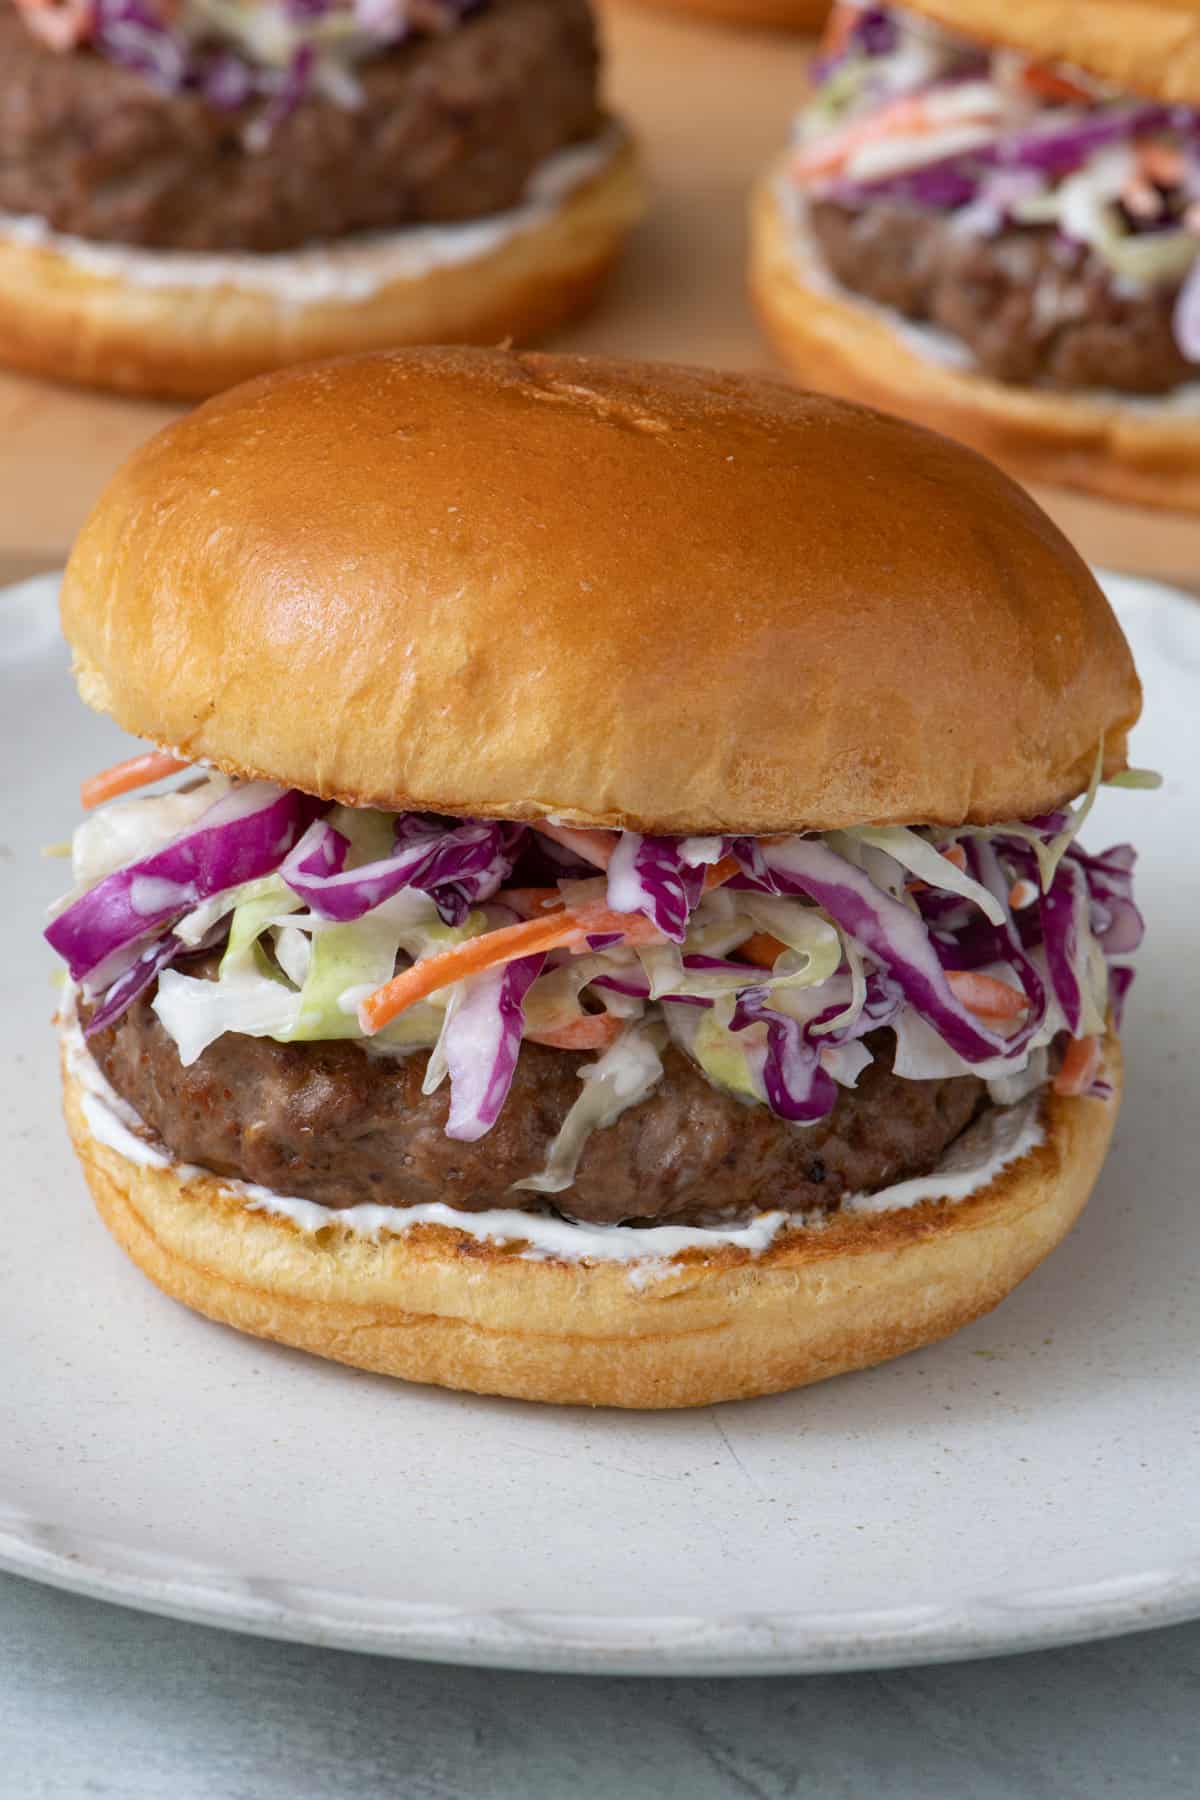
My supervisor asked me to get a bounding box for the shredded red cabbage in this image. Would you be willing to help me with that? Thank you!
[741,837,1025,1064]
[730,988,839,1124]
[606,833,706,944]
[47,783,321,984]
[443,952,545,1142]
[280,815,523,925]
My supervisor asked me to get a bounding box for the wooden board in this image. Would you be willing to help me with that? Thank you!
[0,0,1197,583]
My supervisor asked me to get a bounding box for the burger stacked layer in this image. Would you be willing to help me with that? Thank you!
[4,0,600,250]
[752,0,1200,504]
[46,348,1149,1406]
[0,0,642,393]
[793,3,1200,394]
[51,754,1142,1228]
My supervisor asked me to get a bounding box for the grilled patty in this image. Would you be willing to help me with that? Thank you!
[0,0,600,251]
[810,198,1194,394]
[84,961,987,1227]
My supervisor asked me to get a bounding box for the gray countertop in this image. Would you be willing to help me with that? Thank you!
[4,1572,1197,1798]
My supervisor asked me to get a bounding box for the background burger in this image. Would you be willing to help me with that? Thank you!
[751,0,1200,509]
[0,0,642,398]
[47,347,1148,1409]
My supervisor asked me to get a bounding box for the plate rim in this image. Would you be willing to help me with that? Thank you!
[5,565,1198,1674]
[3,1519,1199,1675]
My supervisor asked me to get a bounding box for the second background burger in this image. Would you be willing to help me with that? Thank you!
[752,0,1200,509]
[0,0,643,398]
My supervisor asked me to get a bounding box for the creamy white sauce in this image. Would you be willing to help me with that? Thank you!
[62,1001,1051,1278]
[841,1094,1042,1216]
[129,875,197,918]
[779,181,1200,416]
[2,133,618,307]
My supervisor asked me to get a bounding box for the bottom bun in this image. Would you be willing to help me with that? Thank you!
[62,1031,1120,1409]
[750,167,1200,513]
[624,0,829,28]
[0,133,643,402]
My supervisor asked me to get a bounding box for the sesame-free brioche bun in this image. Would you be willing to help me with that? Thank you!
[621,0,830,31]
[905,0,1200,105]
[61,347,1140,834]
[0,133,642,402]
[62,1032,1120,1409]
[751,171,1200,513]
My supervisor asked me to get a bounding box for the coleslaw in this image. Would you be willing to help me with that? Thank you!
[45,748,1151,1182]
[12,0,479,140]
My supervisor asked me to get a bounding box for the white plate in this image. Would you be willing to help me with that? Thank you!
[1,571,1197,1676]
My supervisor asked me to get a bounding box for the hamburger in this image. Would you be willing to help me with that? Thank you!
[0,0,642,399]
[46,347,1149,1409]
[751,0,1200,509]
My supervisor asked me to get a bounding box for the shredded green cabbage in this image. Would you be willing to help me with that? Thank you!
[512,1024,667,1196]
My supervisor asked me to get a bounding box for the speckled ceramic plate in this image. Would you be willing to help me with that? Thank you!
[1,571,1197,1676]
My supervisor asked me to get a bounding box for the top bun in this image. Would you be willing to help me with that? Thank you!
[61,348,1140,834]
[905,0,1200,105]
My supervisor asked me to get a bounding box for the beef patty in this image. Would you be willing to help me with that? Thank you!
[0,0,600,252]
[810,199,1194,394]
[83,962,987,1227]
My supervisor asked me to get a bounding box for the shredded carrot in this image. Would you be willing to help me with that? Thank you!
[1054,1035,1101,1097]
[1020,62,1094,105]
[1009,878,1038,911]
[739,932,788,970]
[496,888,568,920]
[530,821,618,870]
[702,853,742,892]
[358,903,662,1034]
[526,1015,624,1052]
[793,92,954,182]
[361,839,745,1035]
[80,750,191,811]
[946,969,1029,1022]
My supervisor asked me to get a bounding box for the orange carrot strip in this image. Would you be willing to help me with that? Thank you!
[530,821,618,871]
[527,1015,624,1052]
[570,907,666,949]
[1054,1035,1102,1097]
[1020,62,1094,105]
[496,888,568,920]
[946,969,1029,1022]
[793,93,948,182]
[739,931,788,970]
[361,915,589,1031]
[80,750,191,810]
[701,853,743,892]
[358,903,662,1034]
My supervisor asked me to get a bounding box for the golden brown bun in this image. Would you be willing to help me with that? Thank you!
[0,135,642,402]
[620,0,829,30]
[62,347,1140,834]
[62,1036,1120,1409]
[906,0,1200,105]
[751,170,1200,514]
